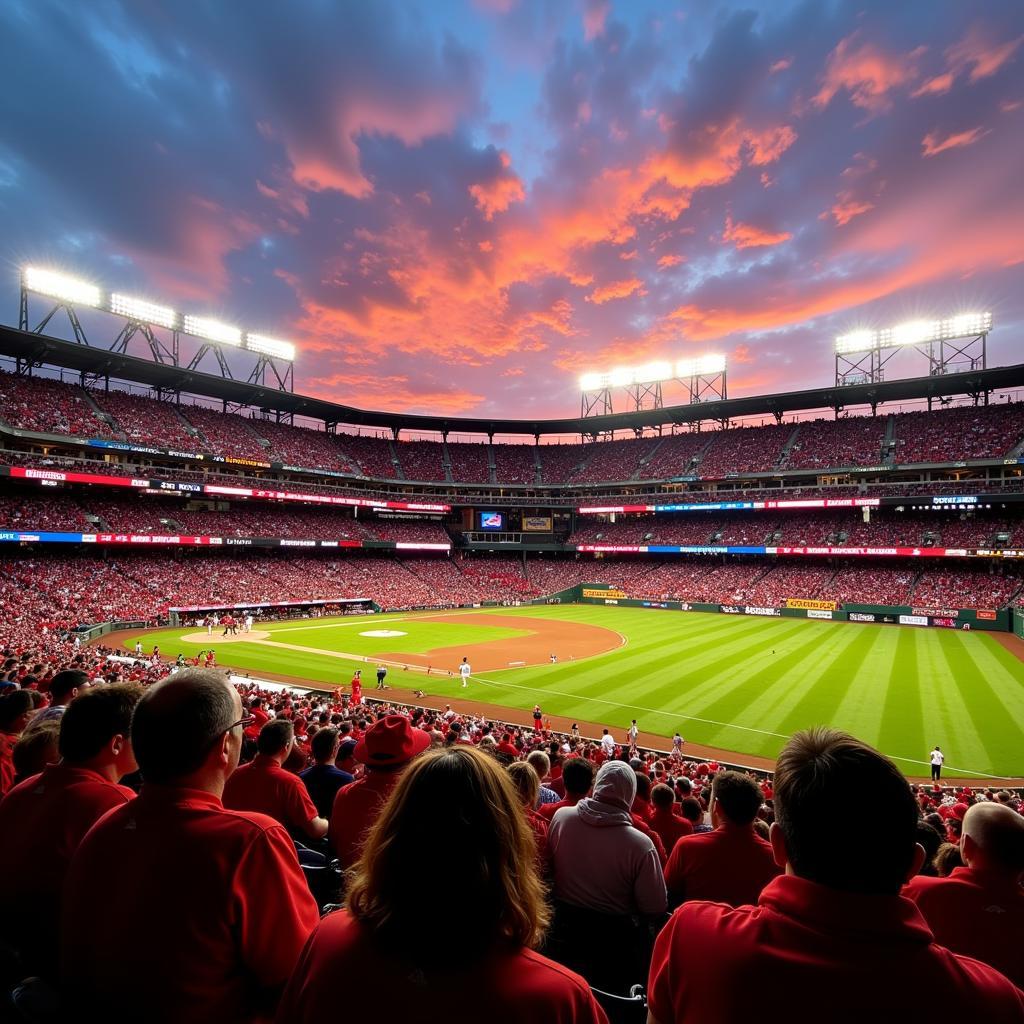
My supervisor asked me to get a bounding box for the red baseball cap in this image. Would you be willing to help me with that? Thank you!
[354,714,431,766]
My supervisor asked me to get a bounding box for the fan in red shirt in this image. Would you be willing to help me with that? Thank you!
[223,718,328,843]
[278,745,607,1024]
[61,669,318,1024]
[540,758,595,821]
[349,670,362,706]
[243,696,270,740]
[328,714,431,868]
[0,690,36,796]
[904,802,1024,988]
[647,783,693,856]
[664,770,779,908]
[0,683,140,974]
[507,761,550,870]
[648,728,1024,1024]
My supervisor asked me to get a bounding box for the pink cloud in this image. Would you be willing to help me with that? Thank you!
[586,277,645,304]
[912,72,955,98]
[582,0,610,42]
[921,126,989,157]
[946,26,1023,82]
[469,150,526,219]
[722,214,791,250]
[657,253,683,269]
[813,33,924,112]
[826,192,875,226]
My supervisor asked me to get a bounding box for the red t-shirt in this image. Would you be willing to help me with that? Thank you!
[648,875,1024,1023]
[223,754,320,835]
[62,785,319,1024]
[0,764,135,968]
[664,823,780,907]
[0,732,17,796]
[329,770,403,868]
[525,807,550,868]
[648,807,694,857]
[540,796,583,821]
[276,909,608,1024]
[631,812,668,866]
[903,866,1024,987]
[244,707,270,740]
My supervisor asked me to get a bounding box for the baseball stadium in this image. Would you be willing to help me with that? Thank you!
[2,3,1024,1020]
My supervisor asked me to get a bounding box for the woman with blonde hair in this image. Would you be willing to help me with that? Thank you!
[277,745,607,1023]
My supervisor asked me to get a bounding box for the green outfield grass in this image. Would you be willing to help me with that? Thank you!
[123,604,1024,780]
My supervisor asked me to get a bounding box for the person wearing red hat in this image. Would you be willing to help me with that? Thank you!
[328,714,431,869]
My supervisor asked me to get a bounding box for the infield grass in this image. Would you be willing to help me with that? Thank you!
[124,604,1024,780]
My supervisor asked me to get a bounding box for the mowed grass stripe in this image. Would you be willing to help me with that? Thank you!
[756,623,881,737]
[829,624,903,750]
[939,634,1024,777]
[876,627,926,768]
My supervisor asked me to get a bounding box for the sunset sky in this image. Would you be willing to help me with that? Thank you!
[1,0,1022,420]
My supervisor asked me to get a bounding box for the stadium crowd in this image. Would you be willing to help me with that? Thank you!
[0,656,1021,1021]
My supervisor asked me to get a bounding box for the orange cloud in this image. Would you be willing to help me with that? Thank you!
[921,126,988,157]
[469,152,526,220]
[586,277,645,304]
[813,33,923,112]
[826,192,874,226]
[769,58,792,74]
[657,253,683,269]
[722,214,791,249]
[305,372,484,414]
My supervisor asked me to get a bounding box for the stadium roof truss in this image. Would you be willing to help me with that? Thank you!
[3,322,1023,440]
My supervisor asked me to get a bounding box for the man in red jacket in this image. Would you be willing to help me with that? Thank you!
[664,770,779,908]
[904,801,1024,987]
[647,728,1024,1024]
[329,714,431,868]
[0,683,140,974]
[61,669,318,1023]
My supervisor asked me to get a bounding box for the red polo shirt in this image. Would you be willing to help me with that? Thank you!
[903,866,1024,987]
[649,874,1024,1023]
[62,785,319,1024]
[664,822,780,907]
[275,909,608,1024]
[329,769,403,868]
[648,807,694,857]
[223,754,320,835]
[540,796,583,821]
[0,764,135,969]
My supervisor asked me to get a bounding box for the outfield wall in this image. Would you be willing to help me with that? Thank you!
[574,583,1011,631]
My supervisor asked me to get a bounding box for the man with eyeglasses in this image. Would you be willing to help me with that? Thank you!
[61,669,318,1023]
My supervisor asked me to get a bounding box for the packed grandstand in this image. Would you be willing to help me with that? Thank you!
[2,330,1024,1021]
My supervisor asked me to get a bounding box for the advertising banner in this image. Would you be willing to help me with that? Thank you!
[912,607,960,618]
[522,516,553,532]
[743,606,782,616]
[785,597,839,611]
[583,588,627,599]
[849,612,877,623]
[898,614,929,626]
[976,610,998,621]
[807,609,834,620]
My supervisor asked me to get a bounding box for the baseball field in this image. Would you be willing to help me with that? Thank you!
[119,604,1024,781]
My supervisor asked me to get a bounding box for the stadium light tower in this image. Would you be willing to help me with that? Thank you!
[579,354,727,421]
[835,312,992,387]
[20,266,102,345]
[16,265,297,392]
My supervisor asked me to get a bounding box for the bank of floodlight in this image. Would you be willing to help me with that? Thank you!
[835,312,992,353]
[182,314,242,346]
[246,333,296,361]
[676,354,726,377]
[23,266,102,308]
[634,360,674,384]
[110,293,177,330]
[579,372,604,391]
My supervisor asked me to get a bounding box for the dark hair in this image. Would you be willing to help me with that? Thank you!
[132,670,237,785]
[49,669,89,703]
[712,771,763,826]
[310,726,339,762]
[14,721,61,780]
[561,757,595,797]
[634,770,652,801]
[679,796,702,823]
[774,727,918,894]
[0,690,35,732]
[257,717,294,756]
[651,783,676,811]
[914,820,944,876]
[59,684,142,763]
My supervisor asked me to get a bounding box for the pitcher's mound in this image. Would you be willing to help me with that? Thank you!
[179,630,270,644]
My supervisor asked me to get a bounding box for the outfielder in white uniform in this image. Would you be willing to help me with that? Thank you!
[460,657,471,688]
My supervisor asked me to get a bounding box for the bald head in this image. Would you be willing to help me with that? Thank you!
[962,802,1024,875]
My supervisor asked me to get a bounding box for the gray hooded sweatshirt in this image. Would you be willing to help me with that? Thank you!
[548,760,667,916]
